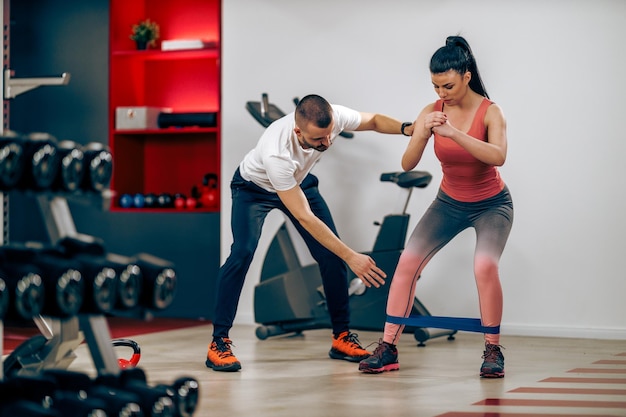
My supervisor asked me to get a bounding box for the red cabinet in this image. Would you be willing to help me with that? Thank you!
[109,0,221,211]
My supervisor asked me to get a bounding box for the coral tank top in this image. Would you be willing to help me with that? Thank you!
[433,98,505,202]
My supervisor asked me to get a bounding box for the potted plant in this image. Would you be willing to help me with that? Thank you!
[130,19,160,50]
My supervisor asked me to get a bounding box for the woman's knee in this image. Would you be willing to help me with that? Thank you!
[474,256,499,284]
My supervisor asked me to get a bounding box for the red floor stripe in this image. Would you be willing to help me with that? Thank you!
[568,368,626,374]
[617,352,626,356]
[594,359,626,365]
[436,413,617,417]
[474,398,626,408]
[509,386,626,395]
[541,376,626,384]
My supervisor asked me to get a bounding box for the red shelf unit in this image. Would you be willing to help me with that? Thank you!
[109,0,221,212]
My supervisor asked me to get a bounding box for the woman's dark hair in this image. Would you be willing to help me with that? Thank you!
[430,35,489,98]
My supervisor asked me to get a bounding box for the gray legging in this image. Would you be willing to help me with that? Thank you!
[384,186,513,345]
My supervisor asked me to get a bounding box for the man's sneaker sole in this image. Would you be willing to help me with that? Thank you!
[358,363,400,374]
[480,370,504,378]
[205,358,241,372]
[328,348,370,363]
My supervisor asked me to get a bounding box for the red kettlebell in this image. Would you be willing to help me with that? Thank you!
[112,338,141,369]
[199,173,218,208]
[174,193,186,210]
[186,196,198,209]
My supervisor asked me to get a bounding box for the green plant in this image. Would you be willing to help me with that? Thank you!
[129,19,160,47]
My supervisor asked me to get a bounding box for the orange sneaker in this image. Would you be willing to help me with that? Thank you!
[205,337,241,372]
[328,331,371,362]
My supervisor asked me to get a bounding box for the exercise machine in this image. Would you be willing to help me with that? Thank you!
[246,93,457,346]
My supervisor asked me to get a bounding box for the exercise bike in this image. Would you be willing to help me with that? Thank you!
[246,93,457,346]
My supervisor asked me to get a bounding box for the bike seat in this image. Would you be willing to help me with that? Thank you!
[380,171,432,189]
[246,96,287,127]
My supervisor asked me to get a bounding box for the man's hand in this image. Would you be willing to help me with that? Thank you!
[345,252,386,288]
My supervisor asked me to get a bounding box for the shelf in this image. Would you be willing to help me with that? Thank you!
[109,0,221,213]
[111,47,219,61]
[114,126,219,135]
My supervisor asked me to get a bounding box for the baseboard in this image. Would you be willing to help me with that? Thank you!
[236,314,626,340]
[501,323,626,340]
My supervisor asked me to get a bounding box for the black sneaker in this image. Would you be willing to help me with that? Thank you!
[358,340,399,373]
[480,343,504,378]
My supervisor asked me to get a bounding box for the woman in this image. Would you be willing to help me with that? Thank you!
[359,35,513,378]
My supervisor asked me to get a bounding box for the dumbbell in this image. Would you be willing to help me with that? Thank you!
[0,277,8,319]
[153,377,200,417]
[19,132,59,190]
[96,368,175,417]
[82,142,113,192]
[43,369,143,417]
[0,400,61,417]
[132,253,177,310]
[106,253,143,310]
[0,373,59,416]
[55,235,117,314]
[0,264,44,320]
[53,140,84,192]
[0,130,26,191]
[0,243,84,318]
[41,370,111,417]
[57,235,141,310]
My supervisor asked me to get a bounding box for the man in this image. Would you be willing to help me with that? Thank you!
[206,94,414,371]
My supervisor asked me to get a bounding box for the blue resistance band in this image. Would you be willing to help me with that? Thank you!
[387,315,500,334]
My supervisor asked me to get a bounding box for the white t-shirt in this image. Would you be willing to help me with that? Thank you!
[239,105,362,192]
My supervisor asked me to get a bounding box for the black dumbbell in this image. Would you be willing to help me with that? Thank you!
[0,243,84,318]
[0,130,26,191]
[53,140,84,192]
[41,370,109,417]
[88,385,145,417]
[0,373,58,414]
[55,235,118,314]
[82,142,113,192]
[96,368,176,417]
[154,377,200,417]
[55,236,142,313]
[0,264,44,321]
[0,277,8,319]
[132,253,177,310]
[19,132,59,190]
[0,400,61,417]
[106,253,143,310]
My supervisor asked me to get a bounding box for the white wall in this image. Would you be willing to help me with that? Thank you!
[221,0,626,339]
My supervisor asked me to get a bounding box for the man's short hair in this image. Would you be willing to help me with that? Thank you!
[295,94,333,128]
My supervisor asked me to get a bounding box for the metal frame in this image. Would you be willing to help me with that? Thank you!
[0,0,120,380]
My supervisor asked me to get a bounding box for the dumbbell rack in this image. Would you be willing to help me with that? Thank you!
[0,0,120,381]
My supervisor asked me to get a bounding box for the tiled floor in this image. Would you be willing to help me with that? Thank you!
[66,323,626,417]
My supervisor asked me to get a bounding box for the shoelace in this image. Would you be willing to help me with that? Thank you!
[482,344,504,362]
[342,332,364,348]
[366,339,388,358]
[213,339,236,358]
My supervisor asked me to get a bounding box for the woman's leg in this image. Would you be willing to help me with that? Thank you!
[384,197,465,344]
[472,199,514,345]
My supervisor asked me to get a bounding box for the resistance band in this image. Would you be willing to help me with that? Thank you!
[387,315,500,334]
